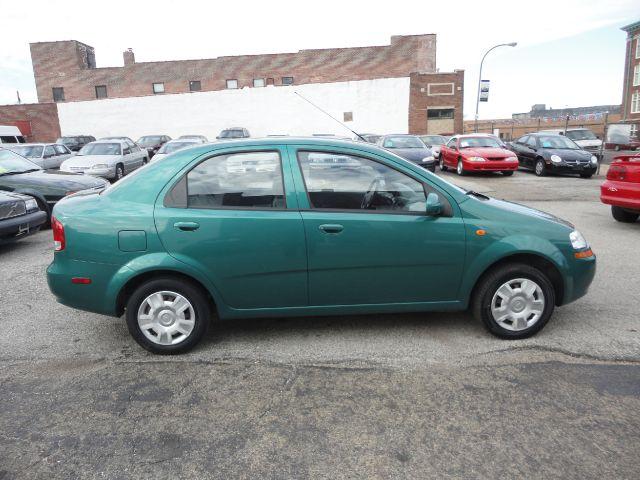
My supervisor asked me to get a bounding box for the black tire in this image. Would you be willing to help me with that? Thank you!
[534,159,547,177]
[115,164,125,181]
[456,159,465,176]
[125,276,211,354]
[502,171,514,176]
[35,197,51,228]
[579,173,593,179]
[472,263,555,339]
[611,206,639,223]
[440,158,447,171]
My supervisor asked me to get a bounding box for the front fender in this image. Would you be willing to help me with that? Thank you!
[458,234,569,308]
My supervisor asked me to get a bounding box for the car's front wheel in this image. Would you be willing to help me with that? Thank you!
[440,158,447,171]
[472,263,555,339]
[534,159,547,177]
[115,164,125,181]
[125,277,211,354]
[611,206,639,223]
[457,159,465,176]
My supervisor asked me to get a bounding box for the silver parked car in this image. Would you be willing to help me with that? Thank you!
[60,140,149,180]
[6,143,73,169]
[151,139,206,162]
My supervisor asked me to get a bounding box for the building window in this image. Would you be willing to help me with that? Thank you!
[52,87,65,102]
[281,76,294,86]
[427,108,455,119]
[253,78,265,88]
[189,80,201,92]
[636,37,640,59]
[634,65,640,87]
[226,79,238,89]
[631,123,638,139]
[343,112,353,122]
[95,85,107,99]
[632,92,640,114]
[152,82,165,94]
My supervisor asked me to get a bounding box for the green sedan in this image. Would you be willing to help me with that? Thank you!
[46,138,596,354]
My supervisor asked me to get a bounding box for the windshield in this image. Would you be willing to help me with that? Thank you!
[158,141,197,154]
[137,136,163,146]
[538,136,580,150]
[9,145,43,158]
[459,137,502,149]
[565,130,597,141]
[420,135,447,145]
[79,143,121,155]
[383,136,425,149]
[219,130,244,139]
[0,149,42,174]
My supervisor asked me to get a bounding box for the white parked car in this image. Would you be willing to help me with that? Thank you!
[151,139,206,162]
[0,125,26,144]
[60,140,148,180]
[6,143,73,169]
[538,128,602,157]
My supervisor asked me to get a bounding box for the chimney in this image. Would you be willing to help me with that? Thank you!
[123,48,135,66]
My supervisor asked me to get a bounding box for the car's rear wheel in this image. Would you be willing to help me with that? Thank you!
[457,159,465,176]
[611,206,639,223]
[502,171,514,176]
[439,158,447,171]
[115,164,125,181]
[472,263,555,339]
[125,277,211,354]
[535,159,546,177]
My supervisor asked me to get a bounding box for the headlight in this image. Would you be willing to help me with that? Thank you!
[569,230,588,250]
[91,164,109,169]
[24,198,38,211]
[550,155,562,163]
[590,155,598,164]
[422,156,435,162]
[468,156,485,162]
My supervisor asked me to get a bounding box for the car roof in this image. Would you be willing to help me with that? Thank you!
[88,140,126,145]
[9,143,49,146]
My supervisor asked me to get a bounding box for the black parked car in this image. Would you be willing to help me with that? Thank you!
[56,135,95,152]
[376,134,436,171]
[507,133,598,178]
[136,135,172,158]
[0,148,109,223]
[0,191,47,243]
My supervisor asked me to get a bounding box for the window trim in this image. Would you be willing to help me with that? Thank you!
[253,78,265,88]
[632,91,640,114]
[165,149,288,211]
[152,82,165,94]
[634,65,640,87]
[295,149,452,217]
[226,79,239,89]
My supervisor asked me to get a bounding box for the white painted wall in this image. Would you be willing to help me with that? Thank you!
[57,77,410,140]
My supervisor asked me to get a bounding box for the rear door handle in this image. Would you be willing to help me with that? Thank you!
[174,221,200,231]
[319,224,344,234]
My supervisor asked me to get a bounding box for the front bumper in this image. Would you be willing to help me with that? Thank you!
[465,160,519,171]
[0,210,47,243]
[562,253,597,305]
[61,166,116,179]
[416,161,437,171]
[549,163,597,175]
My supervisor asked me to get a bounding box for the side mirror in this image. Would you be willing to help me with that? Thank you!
[426,192,443,216]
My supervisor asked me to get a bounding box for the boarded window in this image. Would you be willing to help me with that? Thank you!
[427,108,454,119]
[189,80,201,92]
[95,85,107,99]
[52,87,65,102]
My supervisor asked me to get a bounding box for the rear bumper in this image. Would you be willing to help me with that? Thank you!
[600,180,640,211]
[0,210,47,243]
[464,160,519,171]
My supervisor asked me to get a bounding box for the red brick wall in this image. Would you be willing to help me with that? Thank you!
[621,25,639,122]
[30,35,437,103]
[408,71,465,135]
[0,103,61,142]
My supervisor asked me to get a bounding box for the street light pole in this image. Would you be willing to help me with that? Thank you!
[474,42,517,133]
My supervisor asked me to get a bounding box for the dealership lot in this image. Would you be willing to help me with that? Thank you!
[1,169,639,478]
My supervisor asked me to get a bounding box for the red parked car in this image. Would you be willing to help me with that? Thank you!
[600,153,640,223]
[439,134,519,176]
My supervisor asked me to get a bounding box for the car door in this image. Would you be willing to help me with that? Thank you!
[130,141,146,168]
[510,136,528,167]
[154,146,307,310]
[289,146,466,306]
[42,145,57,169]
[53,144,71,168]
[523,136,540,168]
[443,137,458,167]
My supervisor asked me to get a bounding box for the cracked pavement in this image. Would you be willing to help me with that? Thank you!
[1,170,639,479]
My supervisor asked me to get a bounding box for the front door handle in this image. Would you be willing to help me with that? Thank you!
[174,221,200,231]
[319,224,344,234]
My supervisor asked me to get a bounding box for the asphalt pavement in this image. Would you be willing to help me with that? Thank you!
[0,168,638,479]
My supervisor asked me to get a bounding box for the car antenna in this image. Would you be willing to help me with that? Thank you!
[294,91,367,142]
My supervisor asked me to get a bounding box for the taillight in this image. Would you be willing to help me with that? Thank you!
[52,216,65,251]
[607,164,627,181]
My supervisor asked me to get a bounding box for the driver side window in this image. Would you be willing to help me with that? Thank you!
[446,138,457,149]
[297,151,428,214]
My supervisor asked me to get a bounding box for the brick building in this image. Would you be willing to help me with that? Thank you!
[621,20,640,138]
[0,103,60,142]
[2,34,464,141]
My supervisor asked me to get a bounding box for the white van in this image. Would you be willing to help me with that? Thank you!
[538,128,602,156]
[0,125,26,144]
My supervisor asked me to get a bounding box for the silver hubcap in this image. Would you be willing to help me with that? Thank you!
[490,278,545,331]
[457,162,463,174]
[536,162,543,175]
[440,159,444,169]
[137,291,196,345]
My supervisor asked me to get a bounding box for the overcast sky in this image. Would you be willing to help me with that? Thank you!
[1,0,637,119]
